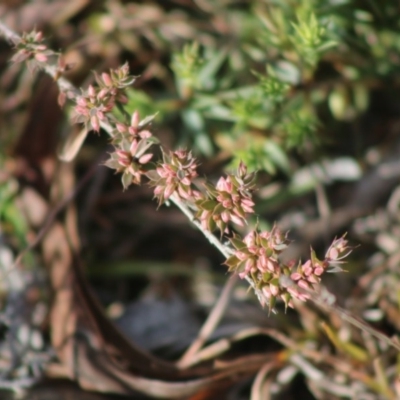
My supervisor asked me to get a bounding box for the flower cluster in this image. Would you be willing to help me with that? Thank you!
[287,236,351,302]
[5,29,355,319]
[74,64,136,132]
[226,228,351,312]
[94,62,135,103]
[104,111,159,189]
[225,226,291,311]
[11,30,55,70]
[147,149,200,205]
[196,162,256,233]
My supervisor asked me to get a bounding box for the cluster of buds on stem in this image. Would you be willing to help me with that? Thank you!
[104,111,159,189]
[94,63,135,103]
[196,162,256,233]
[7,30,354,315]
[147,149,200,206]
[74,63,136,132]
[226,229,351,312]
[11,30,55,70]
[288,235,351,297]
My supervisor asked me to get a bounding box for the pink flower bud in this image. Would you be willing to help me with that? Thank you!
[116,123,127,133]
[178,186,190,199]
[297,280,311,291]
[216,177,228,191]
[97,88,108,100]
[102,72,112,87]
[241,198,255,207]
[154,186,163,195]
[262,286,272,298]
[238,161,247,177]
[302,263,313,277]
[139,130,152,139]
[35,52,47,62]
[230,214,244,226]
[270,284,279,296]
[116,149,130,161]
[138,153,153,164]
[164,184,175,199]
[77,97,87,107]
[327,247,339,260]
[90,115,100,132]
[88,85,96,98]
[222,199,232,208]
[118,158,131,167]
[129,139,139,155]
[290,272,302,281]
[266,258,277,272]
[307,275,319,284]
[155,167,166,178]
[34,31,43,42]
[97,110,105,121]
[220,211,230,223]
[131,110,140,130]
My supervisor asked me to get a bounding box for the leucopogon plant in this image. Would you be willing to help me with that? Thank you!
[3,25,353,317]
[3,24,400,362]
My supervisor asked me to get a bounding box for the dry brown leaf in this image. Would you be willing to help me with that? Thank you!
[58,127,88,162]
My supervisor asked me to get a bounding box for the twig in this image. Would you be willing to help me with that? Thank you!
[171,194,268,308]
[177,275,236,368]
[173,191,273,367]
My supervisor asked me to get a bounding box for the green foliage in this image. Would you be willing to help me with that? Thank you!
[171,42,203,99]
[113,0,400,185]
[0,176,28,248]
[290,9,337,68]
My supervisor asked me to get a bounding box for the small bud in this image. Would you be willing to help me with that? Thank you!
[97,88,108,100]
[129,139,139,155]
[116,122,127,133]
[97,110,105,121]
[139,130,152,139]
[77,97,87,107]
[90,115,100,132]
[34,31,43,42]
[102,72,112,87]
[131,110,140,130]
[138,153,153,164]
[238,161,247,177]
[35,53,47,62]
[88,85,96,98]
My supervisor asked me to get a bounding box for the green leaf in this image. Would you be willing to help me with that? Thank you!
[263,140,291,175]
[198,48,227,91]
[200,199,217,211]
[262,272,272,282]
[121,170,132,190]
[230,237,246,251]
[225,255,240,269]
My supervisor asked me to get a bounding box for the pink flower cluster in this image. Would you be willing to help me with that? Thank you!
[226,227,351,311]
[74,64,135,132]
[196,162,256,233]
[7,29,354,315]
[104,111,159,189]
[11,30,54,69]
[148,149,200,205]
